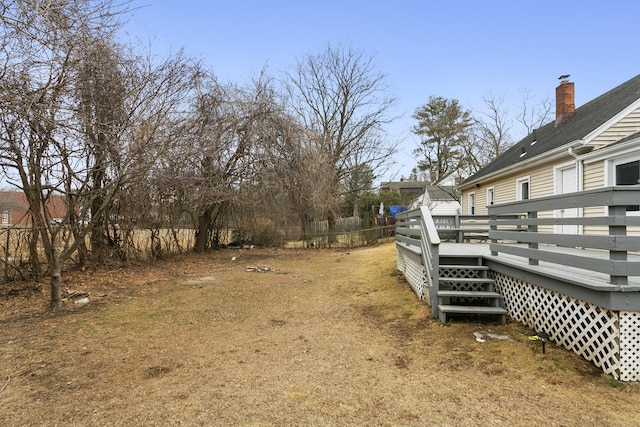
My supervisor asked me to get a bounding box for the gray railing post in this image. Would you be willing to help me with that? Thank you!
[528,211,539,266]
[609,204,628,286]
[455,214,462,243]
[429,243,440,319]
[490,212,498,256]
[416,207,441,319]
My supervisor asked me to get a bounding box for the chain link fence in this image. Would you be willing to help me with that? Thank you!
[0,221,396,283]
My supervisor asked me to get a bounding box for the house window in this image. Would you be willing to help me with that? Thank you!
[615,160,639,211]
[516,177,530,200]
[1,211,7,225]
[616,160,639,185]
[486,188,495,206]
[468,193,475,215]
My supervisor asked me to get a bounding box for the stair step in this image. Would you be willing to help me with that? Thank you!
[438,305,508,324]
[437,290,502,299]
[439,265,489,270]
[439,256,484,266]
[438,305,508,315]
[439,278,495,285]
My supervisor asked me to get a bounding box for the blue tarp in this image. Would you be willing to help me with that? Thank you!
[389,206,407,217]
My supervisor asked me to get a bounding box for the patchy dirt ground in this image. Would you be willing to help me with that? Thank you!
[1,243,639,426]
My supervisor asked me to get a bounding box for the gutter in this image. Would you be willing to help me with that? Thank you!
[459,141,583,190]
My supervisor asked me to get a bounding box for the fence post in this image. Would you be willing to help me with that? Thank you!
[4,228,9,280]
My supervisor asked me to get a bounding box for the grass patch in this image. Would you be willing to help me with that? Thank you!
[1,243,639,426]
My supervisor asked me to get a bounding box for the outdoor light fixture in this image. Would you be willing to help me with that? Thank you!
[529,331,550,354]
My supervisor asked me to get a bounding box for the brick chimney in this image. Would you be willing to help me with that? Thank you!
[555,76,575,126]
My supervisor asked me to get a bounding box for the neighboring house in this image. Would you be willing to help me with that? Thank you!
[409,185,460,215]
[408,171,464,215]
[459,74,640,234]
[379,180,426,207]
[0,190,67,226]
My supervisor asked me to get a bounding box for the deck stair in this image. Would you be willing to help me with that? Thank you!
[437,255,507,324]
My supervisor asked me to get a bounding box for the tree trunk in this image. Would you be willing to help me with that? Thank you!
[28,223,42,280]
[300,212,309,241]
[49,261,63,310]
[194,206,213,253]
[353,196,358,218]
[90,196,109,259]
[327,210,338,245]
[75,235,88,267]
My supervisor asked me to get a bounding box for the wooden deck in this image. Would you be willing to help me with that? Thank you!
[397,200,640,380]
[442,243,640,287]
[441,242,640,310]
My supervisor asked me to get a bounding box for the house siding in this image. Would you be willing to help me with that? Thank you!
[462,155,573,216]
[581,161,607,234]
[462,152,640,236]
[493,180,515,205]
[583,161,605,190]
[530,165,555,199]
[531,165,557,233]
[590,106,640,147]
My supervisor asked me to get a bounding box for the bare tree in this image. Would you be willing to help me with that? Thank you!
[75,39,194,261]
[159,70,278,252]
[470,93,514,172]
[517,88,553,134]
[285,43,397,239]
[468,90,554,174]
[0,0,193,308]
[76,37,128,261]
[188,75,246,252]
[260,123,340,240]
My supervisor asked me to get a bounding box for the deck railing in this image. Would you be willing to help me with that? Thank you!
[488,186,640,286]
[432,214,523,242]
[432,214,489,242]
[395,207,440,317]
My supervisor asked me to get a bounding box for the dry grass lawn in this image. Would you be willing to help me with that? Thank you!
[1,242,639,426]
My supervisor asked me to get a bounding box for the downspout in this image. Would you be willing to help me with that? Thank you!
[567,145,583,192]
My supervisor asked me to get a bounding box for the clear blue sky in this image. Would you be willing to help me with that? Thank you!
[122,0,640,182]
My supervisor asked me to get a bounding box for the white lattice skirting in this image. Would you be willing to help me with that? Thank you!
[492,271,640,381]
[397,250,427,303]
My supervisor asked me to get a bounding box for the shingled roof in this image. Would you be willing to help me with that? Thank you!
[461,74,640,185]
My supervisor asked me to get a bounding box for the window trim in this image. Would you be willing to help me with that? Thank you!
[486,187,495,207]
[468,192,476,215]
[615,159,640,186]
[516,176,531,201]
[607,153,640,186]
[612,157,640,214]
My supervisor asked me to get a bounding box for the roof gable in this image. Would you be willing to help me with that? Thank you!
[462,74,640,185]
[426,185,459,201]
